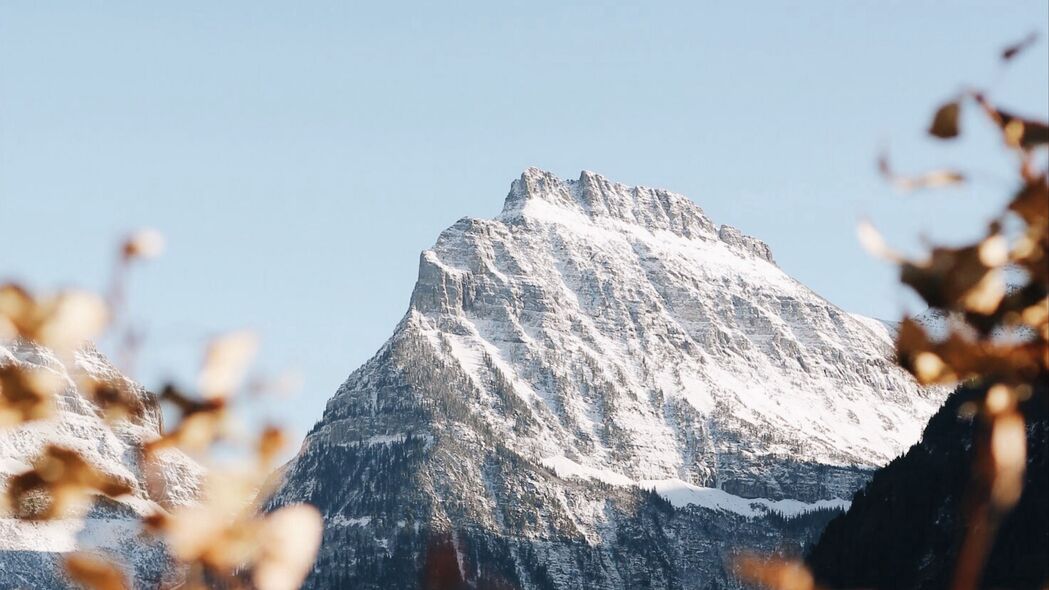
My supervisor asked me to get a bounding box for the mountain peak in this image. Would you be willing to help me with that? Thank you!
[501,168,773,263]
[274,168,946,589]
[404,168,937,483]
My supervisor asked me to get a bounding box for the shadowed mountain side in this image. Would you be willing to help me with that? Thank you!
[807,377,1049,590]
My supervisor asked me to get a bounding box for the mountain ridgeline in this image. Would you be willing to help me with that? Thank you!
[268,169,945,589]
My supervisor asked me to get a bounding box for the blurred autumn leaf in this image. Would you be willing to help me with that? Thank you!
[64,552,130,590]
[6,445,134,520]
[1001,32,1039,61]
[929,100,962,139]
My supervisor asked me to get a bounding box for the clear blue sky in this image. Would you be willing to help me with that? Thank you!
[2,1,1047,447]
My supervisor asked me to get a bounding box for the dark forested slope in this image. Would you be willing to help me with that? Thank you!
[807,377,1048,589]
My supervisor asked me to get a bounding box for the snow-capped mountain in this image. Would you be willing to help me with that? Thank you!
[0,340,203,588]
[270,168,946,589]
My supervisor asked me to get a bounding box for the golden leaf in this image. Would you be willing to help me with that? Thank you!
[900,240,1000,312]
[146,407,227,456]
[977,235,1009,267]
[856,219,901,261]
[929,100,961,139]
[7,446,134,520]
[1001,32,1039,62]
[121,228,166,261]
[895,318,1044,385]
[1009,176,1049,226]
[34,291,109,353]
[159,470,263,573]
[733,554,819,590]
[199,331,259,399]
[0,365,62,426]
[990,412,1026,509]
[877,153,966,191]
[975,94,1049,150]
[0,284,34,336]
[898,169,967,191]
[145,385,228,456]
[1020,299,1048,330]
[253,504,324,590]
[257,426,288,467]
[78,376,147,423]
[984,384,1015,415]
[914,351,952,384]
[961,269,1006,315]
[164,504,256,570]
[64,552,129,590]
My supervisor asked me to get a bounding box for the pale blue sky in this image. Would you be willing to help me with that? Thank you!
[2,2,1047,445]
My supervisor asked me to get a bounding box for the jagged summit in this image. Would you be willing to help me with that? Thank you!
[500,168,774,263]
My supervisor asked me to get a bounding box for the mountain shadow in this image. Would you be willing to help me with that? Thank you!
[807,375,1049,590]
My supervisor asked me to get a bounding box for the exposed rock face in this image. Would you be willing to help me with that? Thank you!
[716,225,774,264]
[0,340,204,589]
[271,168,945,589]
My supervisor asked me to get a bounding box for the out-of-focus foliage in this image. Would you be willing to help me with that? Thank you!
[734,555,822,590]
[0,284,108,355]
[0,228,323,590]
[6,444,134,520]
[0,363,63,425]
[738,33,1047,590]
[65,551,130,590]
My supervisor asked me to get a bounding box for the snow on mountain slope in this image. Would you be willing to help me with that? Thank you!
[405,168,940,496]
[540,455,850,517]
[0,340,203,587]
[270,168,947,589]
